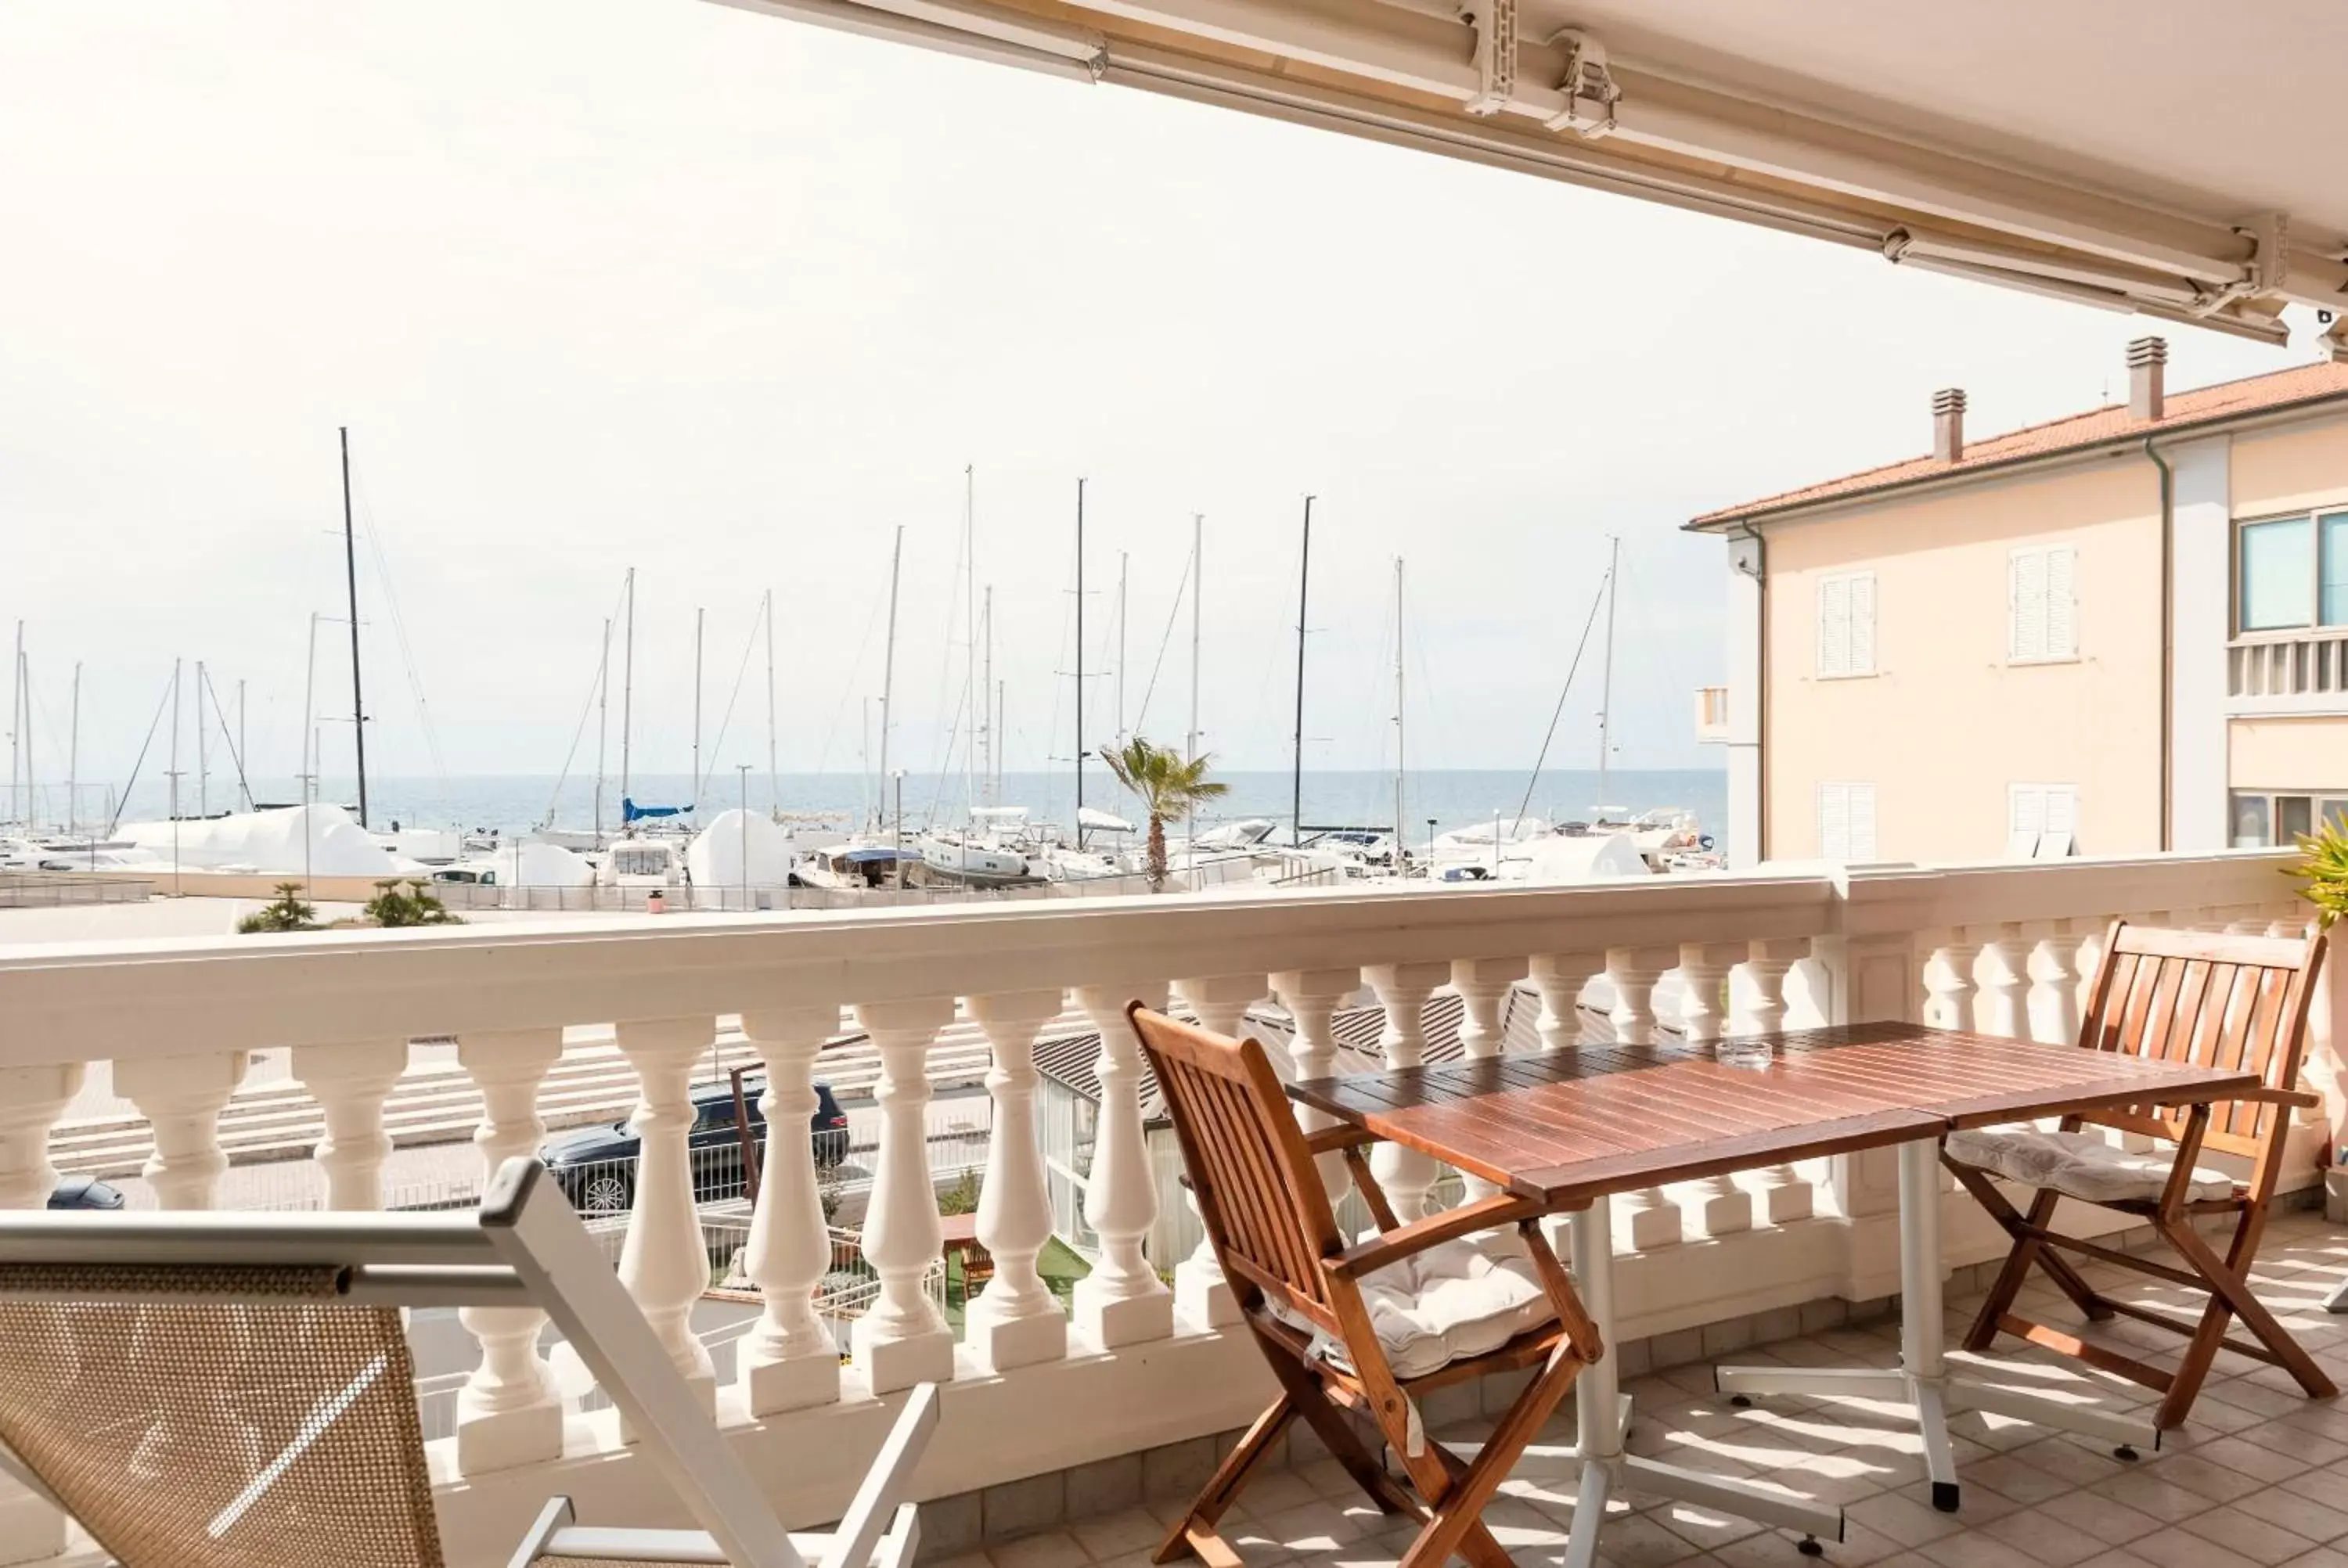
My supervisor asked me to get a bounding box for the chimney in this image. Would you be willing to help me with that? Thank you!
[2128,335,2167,421]
[1932,387,1966,462]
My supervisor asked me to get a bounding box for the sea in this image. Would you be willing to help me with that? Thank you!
[106,768,1730,857]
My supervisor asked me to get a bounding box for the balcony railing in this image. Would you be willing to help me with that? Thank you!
[0,853,2336,1566]
[2229,626,2348,709]
[1694,685,1730,742]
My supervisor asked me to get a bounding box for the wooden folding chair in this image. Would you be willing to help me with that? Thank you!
[0,1158,937,1568]
[1127,1005,1601,1568]
[1943,920,2336,1430]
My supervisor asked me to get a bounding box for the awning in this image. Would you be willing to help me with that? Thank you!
[713,0,2348,355]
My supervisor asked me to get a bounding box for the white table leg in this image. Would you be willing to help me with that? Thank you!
[1717,1135,2158,1516]
[1466,1199,1842,1559]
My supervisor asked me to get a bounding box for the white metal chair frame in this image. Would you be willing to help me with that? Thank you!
[0,1158,938,1568]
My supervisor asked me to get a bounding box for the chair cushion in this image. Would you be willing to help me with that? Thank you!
[1945,1126,2235,1206]
[1269,1229,1555,1380]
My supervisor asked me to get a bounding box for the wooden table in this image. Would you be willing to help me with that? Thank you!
[1291,1023,2260,1563]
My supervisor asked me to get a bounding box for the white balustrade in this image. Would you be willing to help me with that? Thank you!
[0,1064,83,1566]
[736,1005,848,1412]
[1674,942,1752,1237]
[454,1027,567,1474]
[1921,933,1984,1034]
[1271,967,1360,1198]
[851,997,959,1390]
[1975,928,2032,1039]
[1171,974,1266,1327]
[1529,952,1604,1051]
[1450,957,1527,1201]
[1606,946,1683,1250]
[613,1015,721,1415]
[1363,961,1448,1220]
[1734,939,1813,1224]
[963,990,1071,1371]
[290,1038,410,1210]
[2026,922,2083,1045]
[1071,981,1175,1348]
[116,1050,249,1209]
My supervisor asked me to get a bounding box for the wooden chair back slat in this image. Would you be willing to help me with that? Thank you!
[1130,1009,1347,1336]
[2073,920,2325,1168]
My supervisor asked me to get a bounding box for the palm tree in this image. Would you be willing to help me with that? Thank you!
[1100,736,1230,891]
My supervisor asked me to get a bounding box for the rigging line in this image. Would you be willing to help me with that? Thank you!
[108,672,176,836]
[539,573,632,825]
[1128,547,1194,738]
[345,463,450,788]
[198,665,255,811]
[1514,564,1613,828]
[811,561,891,776]
[700,605,763,793]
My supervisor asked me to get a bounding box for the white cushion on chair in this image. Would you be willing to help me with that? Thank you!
[1272,1230,1555,1379]
[1944,1127,2235,1206]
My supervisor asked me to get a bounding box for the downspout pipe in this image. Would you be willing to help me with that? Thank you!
[2145,435,2173,852]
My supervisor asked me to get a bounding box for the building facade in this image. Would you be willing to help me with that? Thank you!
[1693,341,2348,867]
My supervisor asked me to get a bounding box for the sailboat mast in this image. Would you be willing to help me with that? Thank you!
[1187,515,1201,763]
[619,566,636,816]
[763,588,778,818]
[1393,556,1405,852]
[7,622,19,828]
[1074,478,1086,848]
[1115,550,1128,740]
[67,662,80,836]
[196,659,209,818]
[236,678,247,811]
[301,613,319,804]
[340,426,369,829]
[692,605,705,807]
[1291,494,1313,844]
[877,525,903,833]
[593,617,610,847]
[979,584,994,806]
[1597,533,1619,808]
[964,466,977,815]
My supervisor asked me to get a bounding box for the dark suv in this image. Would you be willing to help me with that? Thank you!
[541,1077,852,1215]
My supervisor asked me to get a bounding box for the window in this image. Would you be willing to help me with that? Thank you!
[1817,572,1877,677]
[2229,790,2348,847]
[1817,782,1878,861]
[2007,784,2079,859]
[2236,510,2348,633]
[2008,545,2079,662]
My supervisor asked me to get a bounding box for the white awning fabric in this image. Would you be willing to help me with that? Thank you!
[714,0,2348,354]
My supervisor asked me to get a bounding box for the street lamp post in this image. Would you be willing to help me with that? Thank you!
[1426,817,1439,880]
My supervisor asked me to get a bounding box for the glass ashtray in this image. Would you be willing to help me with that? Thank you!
[1718,1039,1775,1071]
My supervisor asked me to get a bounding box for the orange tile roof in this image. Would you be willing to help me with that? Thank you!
[1688,358,2348,530]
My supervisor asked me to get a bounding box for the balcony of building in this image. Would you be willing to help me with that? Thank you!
[1693,689,1731,746]
[1,851,2343,1568]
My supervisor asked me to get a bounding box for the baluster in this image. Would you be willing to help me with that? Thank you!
[0,1064,85,1565]
[963,991,1071,1371]
[1976,926,2031,1038]
[1922,932,1984,1034]
[1071,983,1175,1348]
[1451,958,1528,1201]
[290,1039,409,1210]
[1172,975,1267,1327]
[1529,951,1604,1051]
[452,1027,566,1473]
[614,1016,719,1415]
[1363,962,1448,1220]
[2025,921,2082,1045]
[851,998,959,1390]
[117,1050,249,1209]
[1734,940,1813,1223]
[737,1005,848,1412]
[1606,947,1682,1250]
[1674,944,1751,1237]
[1271,968,1359,1199]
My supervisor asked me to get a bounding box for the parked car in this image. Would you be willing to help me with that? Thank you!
[49,1174,126,1210]
[540,1077,851,1215]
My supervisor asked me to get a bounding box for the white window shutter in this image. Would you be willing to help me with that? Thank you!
[1818,577,1850,676]
[2007,785,2045,859]
[1848,574,1877,674]
[2045,547,2077,658]
[2010,550,2048,660]
[1848,784,1878,861]
[2036,786,2078,858]
[1819,784,1849,860]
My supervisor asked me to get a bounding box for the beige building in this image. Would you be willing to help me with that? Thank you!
[1691,340,2348,867]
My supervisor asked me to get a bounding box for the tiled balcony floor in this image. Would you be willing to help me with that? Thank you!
[949,1212,2348,1568]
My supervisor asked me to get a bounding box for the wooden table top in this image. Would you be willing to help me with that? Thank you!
[1287,1022,2263,1207]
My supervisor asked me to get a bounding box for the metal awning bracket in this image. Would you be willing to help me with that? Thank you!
[1460,0,1515,116]
[1543,27,1619,137]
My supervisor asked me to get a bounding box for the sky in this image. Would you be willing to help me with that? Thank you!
[0,0,2328,800]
